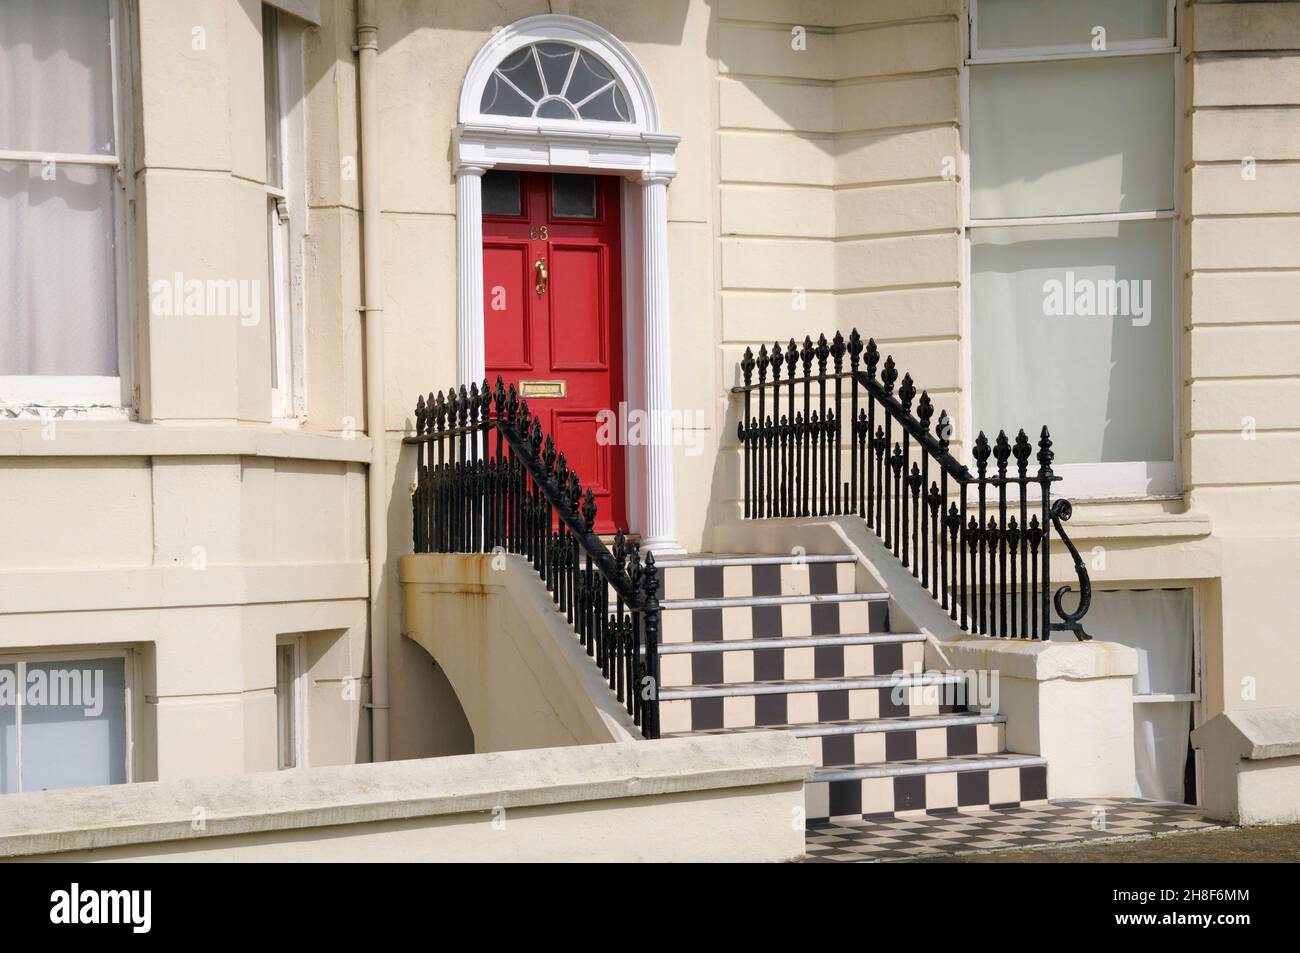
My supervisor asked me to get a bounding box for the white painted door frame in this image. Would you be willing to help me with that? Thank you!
[452,15,683,553]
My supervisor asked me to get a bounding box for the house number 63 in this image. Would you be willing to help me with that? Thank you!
[529,225,548,240]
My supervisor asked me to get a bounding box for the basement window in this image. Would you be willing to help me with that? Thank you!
[275,638,306,770]
[1081,588,1198,804]
[0,652,130,794]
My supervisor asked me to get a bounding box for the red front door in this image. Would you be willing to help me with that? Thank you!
[483,170,627,535]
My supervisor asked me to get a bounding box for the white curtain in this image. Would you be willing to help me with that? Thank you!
[1083,589,1194,803]
[0,0,118,377]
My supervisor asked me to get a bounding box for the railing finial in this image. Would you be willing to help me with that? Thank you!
[1037,426,1055,479]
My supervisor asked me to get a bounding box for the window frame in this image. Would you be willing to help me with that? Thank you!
[274,635,308,770]
[0,0,136,416]
[0,646,137,794]
[960,0,1183,501]
[263,5,307,424]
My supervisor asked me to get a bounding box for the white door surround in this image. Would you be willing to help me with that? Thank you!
[454,15,683,553]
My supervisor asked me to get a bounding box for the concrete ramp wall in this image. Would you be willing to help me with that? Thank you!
[400,552,639,751]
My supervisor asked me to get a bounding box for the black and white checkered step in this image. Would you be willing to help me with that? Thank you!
[658,672,965,734]
[658,632,925,688]
[659,592,889,646]
[806,753,1049,823]
[648,550,1050,824]
[658,553,858,601]
[669,712,1007,768]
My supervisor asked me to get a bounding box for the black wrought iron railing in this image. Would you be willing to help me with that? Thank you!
[404,377,662,738]
[732,330,1091,640]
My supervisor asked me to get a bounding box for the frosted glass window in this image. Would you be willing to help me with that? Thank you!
[552,174,596,218]
[971,220,1174,465]
[5,657,127,793]
[480,42,631,123]
[1083,589,1194,803]
[975,0,1170,55]
[970,55,1175,218]
[483,170,521,216]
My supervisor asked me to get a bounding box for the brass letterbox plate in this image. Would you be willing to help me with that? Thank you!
[519,379,566,399]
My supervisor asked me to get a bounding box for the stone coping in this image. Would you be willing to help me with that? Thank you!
[0,732,812,858]
[942,636,1139,681]
[1192,706,1300,761]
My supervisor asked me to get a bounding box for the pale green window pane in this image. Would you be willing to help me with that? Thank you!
[971,220,1174,465]
[970,55,1175,218]
[976,0,1169,53]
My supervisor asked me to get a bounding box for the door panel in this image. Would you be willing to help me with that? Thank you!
[483,171,626,534]
[483,241,534,370]
[548,243,607,370]
[551,410,612,494]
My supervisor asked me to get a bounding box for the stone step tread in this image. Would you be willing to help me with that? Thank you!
[660,591,888,611]
[659,672,964,700]
[657,632,923,655]
[812,752,1047,783]
[656,553,857,569]
[665,711,1005,739]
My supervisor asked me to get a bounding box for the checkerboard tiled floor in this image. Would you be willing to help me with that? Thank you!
[803,799,1225,862]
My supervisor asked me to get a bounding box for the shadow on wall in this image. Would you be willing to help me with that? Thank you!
[701,1,972,536]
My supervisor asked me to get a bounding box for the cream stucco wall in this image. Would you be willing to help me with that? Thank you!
[0,0,380,782]
[4,0,1299,804]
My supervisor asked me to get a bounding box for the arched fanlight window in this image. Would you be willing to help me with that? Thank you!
[479,42,632,123]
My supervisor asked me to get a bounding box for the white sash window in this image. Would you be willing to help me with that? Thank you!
[263,4,307,422]
[966,0,1180,498]
[0,0,132,412]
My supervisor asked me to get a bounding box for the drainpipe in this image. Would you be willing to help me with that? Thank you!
[355,0,388,762]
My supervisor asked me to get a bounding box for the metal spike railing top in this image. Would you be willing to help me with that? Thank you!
[403,376,662,738]
[731,329,1091,641]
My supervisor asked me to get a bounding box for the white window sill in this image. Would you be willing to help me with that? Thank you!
[0,376,127,417]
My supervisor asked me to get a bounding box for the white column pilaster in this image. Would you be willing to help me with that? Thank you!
[637,172,683,555]
[456,165,488,386]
